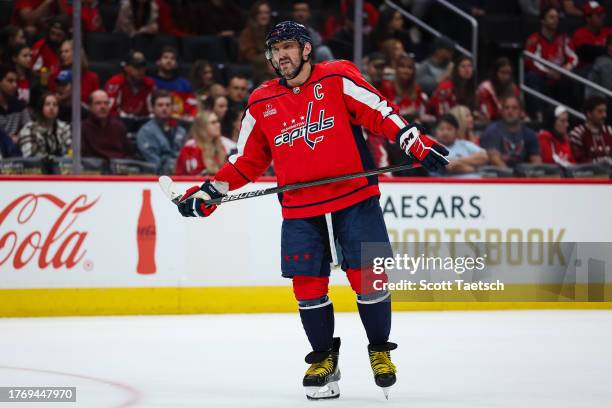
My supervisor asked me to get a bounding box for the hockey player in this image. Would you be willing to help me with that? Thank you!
[176,21,449,399]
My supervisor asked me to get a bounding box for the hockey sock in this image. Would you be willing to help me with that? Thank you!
[298,296,335,352]
[357,292,391,345]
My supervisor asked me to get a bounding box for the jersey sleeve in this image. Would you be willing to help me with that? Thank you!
[214,106,272,191]
[339,61,408,142]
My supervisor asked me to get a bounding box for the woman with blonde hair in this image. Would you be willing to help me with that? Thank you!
[449,105,478,144]
[174,111,228,176]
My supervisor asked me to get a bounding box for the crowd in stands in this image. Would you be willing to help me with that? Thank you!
[0,0,611,178]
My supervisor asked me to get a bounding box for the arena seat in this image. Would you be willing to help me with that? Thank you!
[110,159,157,175]
[564,164,610,179]
[132,34,180,61]
[0,0,13,27]
[86,32,131,62]
[0,157,44,175]
[514,163,563,178]
[479,166,514,178]
[181,36,228,63]
[88,61,119,87]
[55,157,105,175]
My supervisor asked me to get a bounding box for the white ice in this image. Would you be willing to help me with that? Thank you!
[0,310,611,408]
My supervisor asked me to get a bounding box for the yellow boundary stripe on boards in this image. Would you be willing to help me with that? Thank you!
[1,285,611,317]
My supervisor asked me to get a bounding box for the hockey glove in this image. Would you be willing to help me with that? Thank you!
[177,180,225,217]
[397,124,450,172]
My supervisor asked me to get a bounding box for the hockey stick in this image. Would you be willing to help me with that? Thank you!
[158,161,418,206]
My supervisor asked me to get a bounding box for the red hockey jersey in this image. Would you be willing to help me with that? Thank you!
[215,60,408,219]
[525,32,578,75]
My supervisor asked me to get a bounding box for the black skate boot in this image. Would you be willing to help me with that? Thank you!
[303,337,341,400]
[368,342,397,399]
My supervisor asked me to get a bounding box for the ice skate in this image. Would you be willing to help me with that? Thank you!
[303,337,341,400]
[368,342,397,399]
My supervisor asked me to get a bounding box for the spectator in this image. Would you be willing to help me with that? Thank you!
[105,50,155,119]
[364,52,386,90]
[416,36,455,95]
[11,0,59,37]
[136,89,186,174]
[292,1,334,62]
[203,94,229,125]
[379,54,434,123]
[18,92,71,159]
[174,111,228,176]
[449,105,479,143]
[480,95,541,168]
[572,2,612,67]
[519,0,583,17]
[326,5,372,61]
[380,38,407,80]
[524,7,578,117]
[428,55,476,116]
[570,95,612,164]
[154,0,190,37]
[82,89,135,161]
[153,46,197,120]
[370,8,413,57]
[58,0,105,33]
[239,0,274,84]
[50,39,100,103]
[30,15,69,78]
[322,0,379,40]
[476,57,521,122]
[223,107,243,145]
[396,0,432,44]
[586,35,612,98]
[191,60,216,104]
[434,113,488,176]
[186,0,244,37]
[0,26,26,64]
[226,75,249,112]
[0,65,30,141]
[10,44,32,104]
[114,0,159,36]
[54,70,89,123]
[538,105,576,166]
[0,128,21,158]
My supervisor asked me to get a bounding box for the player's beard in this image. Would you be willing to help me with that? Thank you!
[278,57,301,80]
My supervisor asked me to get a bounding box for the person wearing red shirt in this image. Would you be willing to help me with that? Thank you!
[57,0,104,33]
[104,50,155,119]
[570,95,612,165]
[428,55,476,117]
[174,22,449,400]
[11,0,58,36]
[30,16,68,79]
[571,1,612,67]
[524,7,578,118]
[175,111,229,176]
[380,55,427,118]
[10,44,32,104]
[538,106,575,166]
[476,57,521,122]
[48,39,100,103]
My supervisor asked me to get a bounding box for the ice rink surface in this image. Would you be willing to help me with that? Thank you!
[1,310,611,408]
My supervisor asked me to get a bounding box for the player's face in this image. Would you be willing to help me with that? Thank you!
[435,121,457,146]
[153,96,173,120]
[554,112,569,135]
[42,95,59,121]
[271,40,305,79]
[588,104,607,127]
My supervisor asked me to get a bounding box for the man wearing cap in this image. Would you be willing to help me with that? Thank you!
[54,70,88,123]
[104,50,156,119]
[572,1,612,67]
[415,36,455,95]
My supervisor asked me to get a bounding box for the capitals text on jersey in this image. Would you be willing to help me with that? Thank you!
[274,101,335,149]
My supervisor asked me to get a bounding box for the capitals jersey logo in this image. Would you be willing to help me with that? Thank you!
[274,102,335,150]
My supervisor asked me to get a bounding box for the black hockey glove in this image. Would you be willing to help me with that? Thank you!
[397,124,449,172]
[177,180,225,217]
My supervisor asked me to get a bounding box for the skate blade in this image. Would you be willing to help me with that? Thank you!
[305,381,340,400]
[382,387,390,400]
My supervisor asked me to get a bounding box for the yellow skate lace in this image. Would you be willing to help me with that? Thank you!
[369,351,397,375]
[305,356,334,377]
